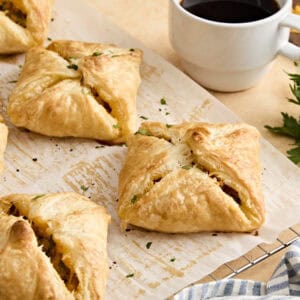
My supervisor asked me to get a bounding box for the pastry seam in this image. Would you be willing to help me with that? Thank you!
[7,202,79,293]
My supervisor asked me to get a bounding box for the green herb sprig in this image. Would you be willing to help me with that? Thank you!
[265,70,300,164]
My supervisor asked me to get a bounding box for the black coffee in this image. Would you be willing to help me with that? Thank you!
[180,0,280,23]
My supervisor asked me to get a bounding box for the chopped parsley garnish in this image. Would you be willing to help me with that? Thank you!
[8,80,17,83]
[131,195,138,204]
[146,242,152,249]
[111,55,120,58]
[182,165,193,170]
[47,37,52,41]
[113,124,120,129]
[166,124,173,128]
[67,64,78,70]
[165,112,170,115]
[160,98,167,105]
[139,116,148,120]
[134,129,150,136]
[93,52,102,56]
[32,194,45,201]
[80,185,89,192]
[170,258,176,262]
[126,273,134,278]
[129,48,135,52]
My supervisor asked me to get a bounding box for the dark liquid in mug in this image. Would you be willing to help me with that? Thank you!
[180,0,280,23]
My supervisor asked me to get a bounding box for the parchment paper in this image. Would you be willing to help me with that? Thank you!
[0,0,300,299]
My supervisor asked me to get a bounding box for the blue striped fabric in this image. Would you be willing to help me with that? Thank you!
[174,239,300,300]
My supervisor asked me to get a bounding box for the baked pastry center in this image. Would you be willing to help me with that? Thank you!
[8,40,142,143]
[118,122,265,233]
[0,193,110,300]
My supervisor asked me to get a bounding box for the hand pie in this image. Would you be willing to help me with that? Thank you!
[0,116,8,174]
[0,193,110,300]
[0,0,53,54]
[8,40,142,143]
[118,122,265,233]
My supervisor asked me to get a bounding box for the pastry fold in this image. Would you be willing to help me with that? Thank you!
[0,193,110,300]
[0,0,53,54]
[8,40,142,143]
[118,122,265,233]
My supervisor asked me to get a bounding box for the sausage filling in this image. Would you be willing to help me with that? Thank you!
[7,204,79,292]
[0,0,27,28]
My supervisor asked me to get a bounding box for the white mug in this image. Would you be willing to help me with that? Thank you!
[169,0,300,92]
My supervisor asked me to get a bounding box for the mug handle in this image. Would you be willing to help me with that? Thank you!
[279,13,300,59]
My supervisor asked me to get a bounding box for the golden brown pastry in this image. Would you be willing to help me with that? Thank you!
[0,0,53,54]
[0,193,110,300]
[8,40,142,143]
[0,116,8,174]
[118,122,265,233]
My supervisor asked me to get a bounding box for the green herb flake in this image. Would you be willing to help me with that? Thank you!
[166,124,173,128]
[18,65,22,69]
[129,48,135,52]
[134,129,150,136]
[139,116,148,120]
[8,80,17,83]
[32,194,45,201]
[80,185,89,192]
[131,195,138,204]
[92,52,102,56]
[182,165,193,170]
[294,61,299,67]
[113,124,120,129]
[146,242,152,249]
[47,37,52,41]
[170,258,176,262]
[111,55,120,58]
[160,98,167,105]
[67,64,78,70]
[165,112,170,115]
[51,17,54,22]
[126,273,134,278]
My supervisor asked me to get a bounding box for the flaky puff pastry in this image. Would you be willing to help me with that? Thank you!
[0,0,53,54]
[118,122,265,233]
[8,40,142,143]
[0,116,8,174]
[0,193,110,300]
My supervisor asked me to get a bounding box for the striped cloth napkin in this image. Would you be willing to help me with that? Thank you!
[174,239,300,300]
